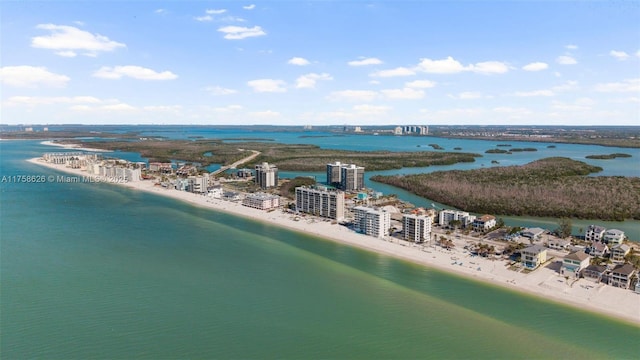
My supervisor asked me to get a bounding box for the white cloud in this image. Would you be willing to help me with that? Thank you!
[206,9,227,14]
[287,57,310,66]
[154,9,167,14]
[450,92,484,100]
[218,26,266,39]
[328,90,377,102]
[551,99,593,112]
[93,66,178,80]
[416,57,508,74]
[205,86,238,95]
[7,96,101,106]
[513,90,555,97]
[353,104,390,115]
[243,5,256,10]
[593,78,640,93]
[416,57,466,74]
[348,57,383,66]
[31,24,125,57]
[405,80,436,88]
[522,62,548,71]
[551,80,579,92]
[213,105,243,112]
[468,61,509,74]
[556,55,577,65]
[143,105,183,112]
[247,79,286,92]
[250,110,280,117]
[195,15,213,22]
[295,73,332,89]
[610,50,630,60]
[0,66,70,88]
[100,103,137,111]
[565,44,578,50]
[370,67,415,77]
[380,88,424,99]
[637,50,640,58]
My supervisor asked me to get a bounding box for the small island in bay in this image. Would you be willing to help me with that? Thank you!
[428,143,444,150]
[485,149,510,154]
[371,157,640,221]
[585,153,632,160]
[454,147,462,150]
[509,147,537,152]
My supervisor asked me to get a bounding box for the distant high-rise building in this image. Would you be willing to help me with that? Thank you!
[255,162,278,188]
[340,164,365,191]
[403,214,432,243]
[326,161,342,187]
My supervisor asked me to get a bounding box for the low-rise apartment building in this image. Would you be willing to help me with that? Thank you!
[242,193,280,210]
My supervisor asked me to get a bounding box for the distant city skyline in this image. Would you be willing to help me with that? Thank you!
[1,1,639,126]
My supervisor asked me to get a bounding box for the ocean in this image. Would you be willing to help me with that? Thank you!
[1,136,639,358]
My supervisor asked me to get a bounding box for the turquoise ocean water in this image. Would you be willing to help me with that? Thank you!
[1,136,639,358]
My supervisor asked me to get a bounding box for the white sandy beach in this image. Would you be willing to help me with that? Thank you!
[27,157,640,326]
[40,140,113,153]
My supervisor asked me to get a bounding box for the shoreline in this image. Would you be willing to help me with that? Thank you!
[27,157,640,326]
[40,140,113,152]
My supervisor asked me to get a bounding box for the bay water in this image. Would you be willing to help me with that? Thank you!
[1,140,639,358]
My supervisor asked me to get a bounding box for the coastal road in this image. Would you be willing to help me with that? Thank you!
[210,149,261,176]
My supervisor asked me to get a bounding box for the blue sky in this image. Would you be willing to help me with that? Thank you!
[1,1,639,126]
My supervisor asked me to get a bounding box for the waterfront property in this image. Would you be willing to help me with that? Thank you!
[521,245,548,270]
[521,227,545,240]
[353,206,391,238]
[603,229,626,245]
[472,214,496,233]
[295,186,345,221]
[583,264,607,283]
[585,225,607,242]
[326,161,366,191]
[255,162,278,189]
[403,214,432,243]
[610,243,631,262]
[438,209,476,228]
[589,241,609,258]
[609,263,637,289]
[560,251,590,278]
[242,193,280,210]
[547,238,571,250]
[44,152,141,182]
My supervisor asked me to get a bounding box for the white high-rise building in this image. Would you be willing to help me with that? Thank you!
[295,186,345,221]
[353,206,390,238]
[255,162,278,189]
[403,214,432,243]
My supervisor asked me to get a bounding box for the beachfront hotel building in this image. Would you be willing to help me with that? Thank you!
[255,162,278,189]
[242,193,280,210]
[438,210,476,228]
[188,175,209,194]
[403,214,432,243]
[585,225,606,242]
[295,186,345,221]
[353,206,391,238]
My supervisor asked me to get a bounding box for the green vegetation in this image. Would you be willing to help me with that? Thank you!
[70,139,481,171]
[556,218,573,238]
[279,177,317,198]
[486,149,510,154]
[428,144,444,150]
[585,153,632,160]
[371,157,640,221]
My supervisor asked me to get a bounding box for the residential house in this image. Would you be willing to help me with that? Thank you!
[589,241,609,258]
[560,251,590,278]
[521,227,546,240]
[585,225,606,242]
[547,238,571,251]
[603,229,625,245]
[610,243,631,263]
[472,215,496,233]
[583,264,607,283]
[609,263,637,289]
[521,245,548,269]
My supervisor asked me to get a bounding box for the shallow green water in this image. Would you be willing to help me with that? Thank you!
[1,140,639,359]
